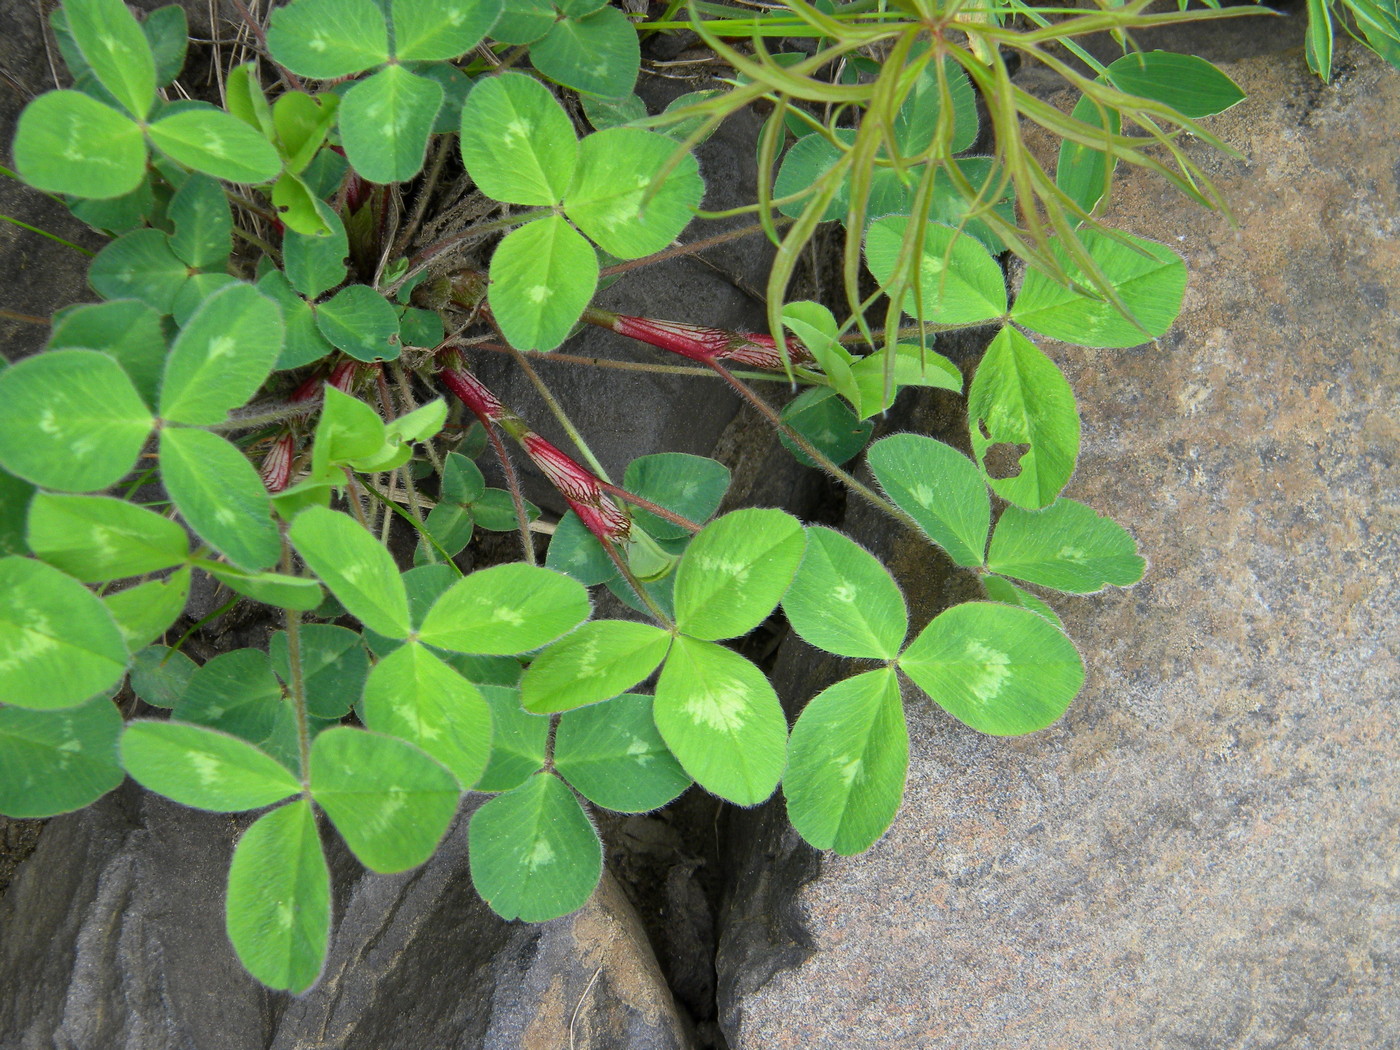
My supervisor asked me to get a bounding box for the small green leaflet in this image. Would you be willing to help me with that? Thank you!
[173,273,239,327]
[0,472,32,558]
[203,562,325,612]
[520,620,672,714]
[159,282,283,425]
[27,493,188,582]
[476,685,548,792]
[849,343,962,420]
[1105,51,1246,119]
[226,799,330,994]
[898,602,1084,736]
[865,434,990,568]
[65,0,156,119]
[0,350,152,492]
[784,667,907,855]
[129,644,197,708]
[488,214,598,352]
[1057,95,1119,216]
[173,647,284,745]
[459,72,578,206]
[167,174,232,269]
[13,87,145,197]
[865,216,1007,326]
[417,562,590,655]
[468,772,602,922]
[967,327,1079,510]
[120,721,302,811]
[269,623,367,720]
[311,385,384,478]
[0,556,128,710]
[528,5,640,98]
[653,635,787,807]
[545,511,615,587]
[104,568,191,651]
[987,498,1145,593]
[555,693,691,813]
[88,229,188,312]
[980,575,1063,629]
[623,453,730,541]
[783,527,907,660]
[672,508,805,642]
[310,726,460,873]
[160,427,281,571]
[146,107,283,185]
[282,200,348,299]
[266,0,389,78]
[892,56,978,155]
[315,284,401,362]
[778,388,873,468]
[391,0,502,61]
[0,695,123,818]
[289,506,412,639]
[259,271,334,368]
[47,299,165,410]
[142,4,188,87]
[781,301,859,410]
[339,64,443,184]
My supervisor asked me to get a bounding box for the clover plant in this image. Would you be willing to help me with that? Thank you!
[1,0,1246,993]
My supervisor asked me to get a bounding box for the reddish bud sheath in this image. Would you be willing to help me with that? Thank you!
[603,313,814,370]
[522,433,631,542]
[260,432,295,493]
[439,365,505,422]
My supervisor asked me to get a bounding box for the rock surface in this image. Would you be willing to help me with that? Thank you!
[718,35,1400,1050]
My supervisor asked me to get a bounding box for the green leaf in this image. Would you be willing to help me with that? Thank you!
[282,199,348,299]
[48,299,166,410]
[171,272,239,327]
[65,0,156,119]
[0,695,123,818]
[398,305,445,348]
[143,4,188,87]
[519,620,671,714]
[392,0,501,60]
[226,62,275,137]
[27,493,188,582]
[417,563,590,654]
[160,427,280,570]
[315,284,401,362]
[980,574,1063,629]
[129,644,197,708]
[12,91,146,200]
[472,488,537,531]
[103,568,191,651]
[120,720,302,811]
[459,72,578,206]
[0,472,34,558]
[778,387,873,468]
[147,106,283,184]
[849,342,962,419]
[783,527,907,660]
[0,350,152,492]
[266,0,389,78]
[476,685,547,791]
[672,508,805,641]
[88,228,188,312]
[781,301,859,411]
[580,91,647,131]
[159,282,284,425]
[892,57,978,155]
[987,498,1145,593]
[654,635,786,806]
[268,623,366,720]
[773,131,846,222]
[442,451,486,504]
[623,453,730,541]
[784,667,906,855]
[487,215,598,352]
[311,385,385,478]
[226,799,329,994]
[898,602,1084,736]
[865,216,1007,325]
[544,511,615,586]
[418,503,473,561]
[0,556,128,710]
[258,271,334,369]
[310,726,460,872]
[173,647,284,744]
[967,327,1079,510]
[1105,51,1245,118]
[1011,229,1186,348]
[1056,94,1120,217]
[530,6,640,98]
[490,0,555,44]
[273,91,340,175]
[564,128,703,259]
[1305,0,1334,80]
[167,173,232,268]
[203,562,325,612]
[555,692,691,813]
[468,772,602,921]
[361,641,492,788]
[289,506,412,638]
[271,172,332,234]
[68,179,154,233]
[866,433,989,568]
[339,65,443,184]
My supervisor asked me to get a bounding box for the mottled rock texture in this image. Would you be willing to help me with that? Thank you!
[720,36,1400,1050]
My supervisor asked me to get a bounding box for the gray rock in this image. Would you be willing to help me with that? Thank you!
[718,36,1400,1050]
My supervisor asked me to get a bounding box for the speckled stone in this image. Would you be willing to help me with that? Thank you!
[721,38,1400,1050]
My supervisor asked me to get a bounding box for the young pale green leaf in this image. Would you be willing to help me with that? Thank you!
[65,0,157,119]
[623,453,730,541]
[865,216,1007,325]
[146,107,282,185]
[529,6,640,98]
[488,215,598,352]
[203,562,324,612]
[673,508,805,641]
[27,493,188,582]
[48,299,165,410]
[226,62,275,137]
[1011,229,1186,348]
[468,772,602,921]
[1056,95,1120,217]
[967,327,1079,510]
[476,685,548,792]
[268,623,367,720]
[654,635,787,806]
[103,568,191,651]
[778,387,873,468]
[459,72,578,205]
[289,506,412,638]
[564,128,702,259]
[315,284,401,361]
[361,641,492,789]
[385,398,447,444]
[272,90,340,175]
[784,667,907,855]
[783,527,907,660]
[391,0,501,60]
[159,282,283,425]
[271,172,333,235]
[282,199,348,298]
[519,620,671,714]
[544,511,615,587]
[129,644,197,708]
[0,556,128,710]
[555,693,691,813]
[418,563,590,654]
[987,498,1145,594]
[0,695,123,818]
[160,427,280,570]
[981,574,1063,629]
[866,433,990,568]
[849,342,962,419]
[1105,50,1246,118]
[339,65,443,184]
[166,173,232,268]
[310,726,460,872]
[120,720,302,811]
[88,228,188,312]
[173,647,284,744]
[781,301,859,411]
[226,799,329,994]
[899,601,1084,736]
[266,0,389,78]
[0,350,152,492]
[258,271,334,369]
[311,385,385,478]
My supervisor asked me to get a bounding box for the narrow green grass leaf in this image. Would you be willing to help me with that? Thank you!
[147,107,282,185]
[103,568,191,651]
[65,0,156,119]
[27,493,188,582]
[529,6,640,98]
[555,693,691,813]
[12,91,145,199]
[988,498,1145,594]
[673,508,805,641]
[783,526,908,660]
[418,562,590,655]
[266,0,389,78]
[865,216,1007,325]
[339,65,443,184]
[289,506,412,638]
[0,695,123,817]
[315,284,401,361]
[159,282,283,425]
[866,433,990,568]
[392,0,501,60]
[459,72,578,205]
[487,215,598,351]
[120,720,302,811]
[520,620,671,714]
[160,427,280,570]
